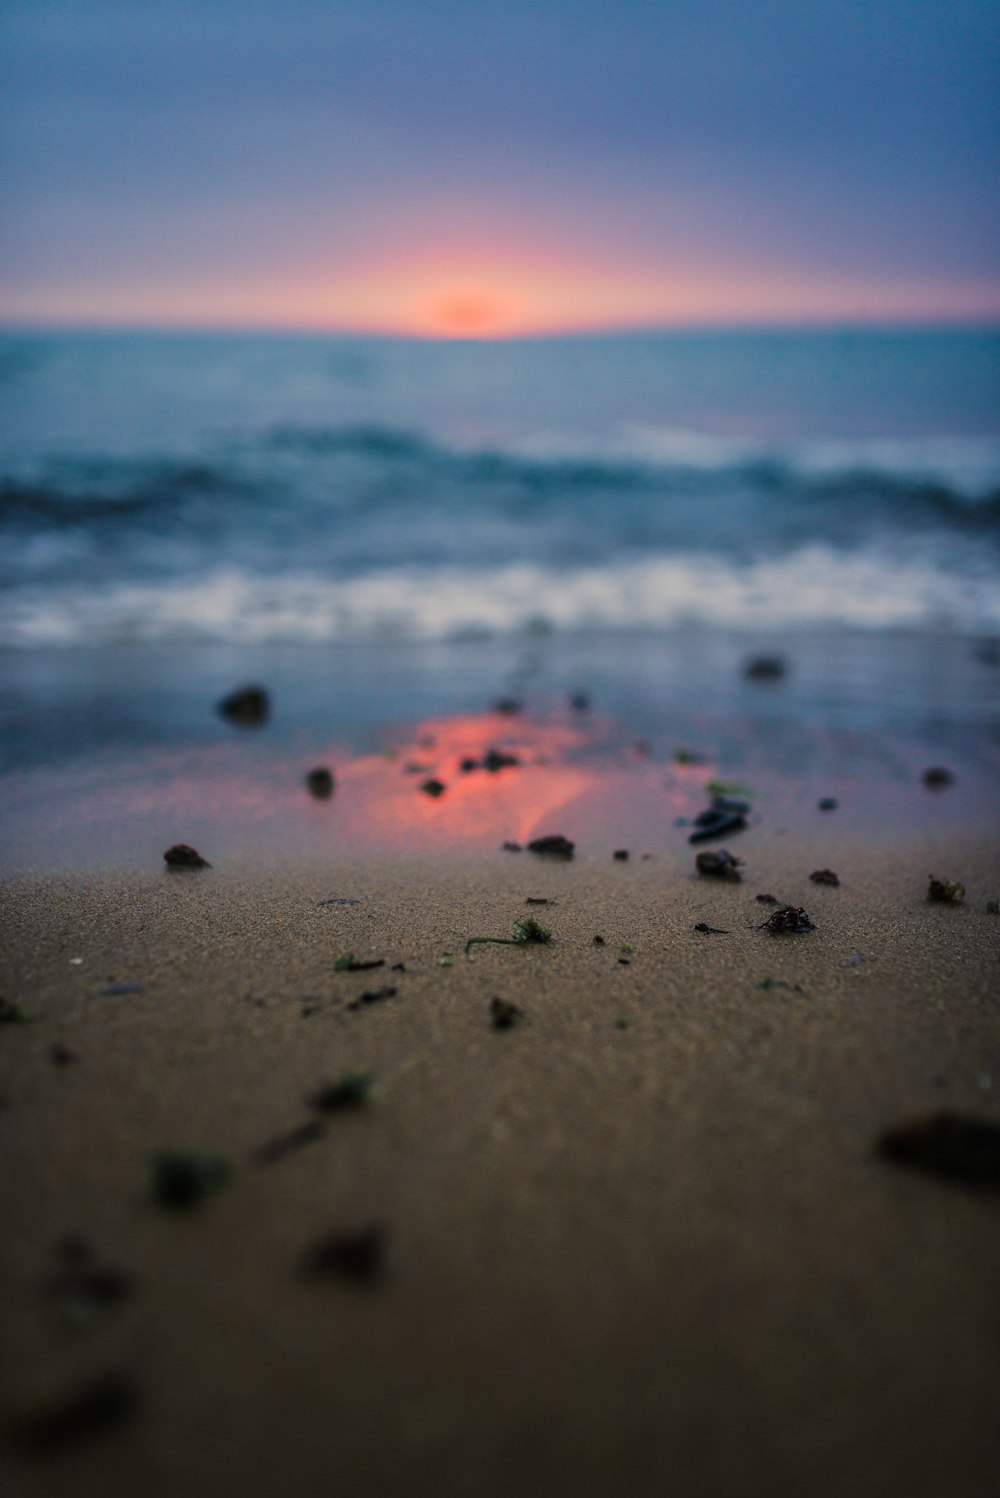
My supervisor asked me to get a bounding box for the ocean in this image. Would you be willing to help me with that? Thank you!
[1,327,999,646]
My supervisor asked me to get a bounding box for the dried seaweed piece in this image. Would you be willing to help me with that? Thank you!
[251,1121,326,1168]
[334,954,385,972]
[592,935,606,946]
[810,869,840,886]
[501,841,523,852]
[922,766,954,788]
[163,843,210,869]
[305,767,335,799]
[694,922,730,934]
[927,876,965,904]
[817,797,839,812]
[0,997,30,1024]
[527,834,575,859]
[6,1370,139,1454]
[483,748,519,772]
[217,684,269,726]
[877,1112,1000,1189]
[300,1223,387,1283]
[755,893,779,904]
[421,778,446,797]
[525,897,554,906]
[672,747,707,765]
[759,905,815,934]
[345,986,398,1012]
[613,849,629,861]
[308,1071,373,1111]
[465,916,552,956]
[489,997,524,1030]
[101,982,143,996]
[149,1150,231,1207]
[696,849,743,881]
[317,897,361,906]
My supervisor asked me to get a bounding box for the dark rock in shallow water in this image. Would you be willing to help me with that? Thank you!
[305,767,335,799]
[877,1112,1000,1189]
[163,843,210,869]
[217,684,270,727]
[527,834,575,859]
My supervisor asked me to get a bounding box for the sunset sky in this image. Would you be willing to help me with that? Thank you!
[1,0,998,336]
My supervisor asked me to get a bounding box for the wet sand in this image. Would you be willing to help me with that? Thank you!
[2,829,999,1498]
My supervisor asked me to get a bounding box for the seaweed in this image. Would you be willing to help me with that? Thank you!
[149,1150,232,1207]
[0,997,31,1025]
[465,916,552,956]
[45,1240,134,1326]
[6,1370,139,1454]
[694,922,730,934]
[300,1223,387,1283]
[755,893,779,904]
[251,1122,326,1168]
[333,954,385,972]
[489,997,524,1030]
[308,1070,373,1112]
[927,876,965,904]
[525,897,555,906]
[809,869,840,886]
[345,986,398,1012]
[501,841,523,852]
[758,906,815,934]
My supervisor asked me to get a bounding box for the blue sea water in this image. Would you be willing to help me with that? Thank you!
[1,327,999,645]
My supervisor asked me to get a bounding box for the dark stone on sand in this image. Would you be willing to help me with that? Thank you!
[305,767,335,799]
[877,1111,1000,1189]
[922,766,954,788]
[300,1223,387,1283]
[744,655,787,681]
[149,1150,231,1208]
[501,841,523,852]
[460,757,479,772]
[217,684,270,727]
[163,843,210,869]
[818,797,839,812]
[759,905,815,934]
[927,875,965,903]
[593,935,606,946]
[688,803,748,844]
[696,849,743,881]
[527,834,575,859]
[482,748,519,772]
[490,997,524,1030]
[613,849,629,861]
[755,893,780,904]
[421,778,446,797]
[810,869,840,886]
[6,1370,140,1454]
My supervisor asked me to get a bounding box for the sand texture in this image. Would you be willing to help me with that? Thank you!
[2,836,999,1498]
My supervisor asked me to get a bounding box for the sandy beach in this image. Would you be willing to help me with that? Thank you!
[2,822,999,1498]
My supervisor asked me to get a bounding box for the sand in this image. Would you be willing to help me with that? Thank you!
[2,833,999,1498]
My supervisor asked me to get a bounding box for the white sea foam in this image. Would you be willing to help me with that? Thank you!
[3,544,998,647]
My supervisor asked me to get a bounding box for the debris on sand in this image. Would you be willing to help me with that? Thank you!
[527,834,575,859]
[688,796,750,844]
[694,922,730,934]
[217,684,269,727]
[490,997,524,1030]
[492,697,522,716]
[927,876,965,904]
[593,935,606,946]
[810,869,840,886]
[149,1150,231,1208]
[305,767,335,799]
[759,905,815,934]
[696,849,743,881]
[755,976,802,991]
[525,897,555,906]
[421,778,446,798]
[922,766,954,789]
[613,849,629,861]
[569,691,591,712]
[501,841,523,852]
[0,997,31,1025]
[250,1122,325,1168]
[744,655,787,681]
[672,747,707,765]
[483,748,520,772]
[308,1071,373,1112]
[101,982,143,997]
[877,1112,1000,1189]
[49,1042,78,1065]
[334,954,385,973]
[345,986,398,1013]
[755,893,780,905]
[6,1370,140,1454]
[466,916,552,956]
[818,797,839,812]
[45,1239,134,1325]
[300,1223,387,1283]
[163,843,211,869]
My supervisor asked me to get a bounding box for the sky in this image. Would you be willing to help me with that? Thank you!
[1,0,998,336]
